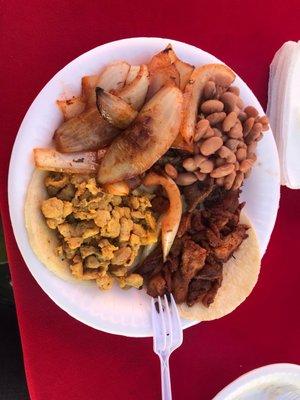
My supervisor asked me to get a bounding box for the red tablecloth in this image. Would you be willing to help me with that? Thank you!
[1,1,300,399]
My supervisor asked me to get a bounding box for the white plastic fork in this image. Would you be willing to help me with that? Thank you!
[151,294,183,400]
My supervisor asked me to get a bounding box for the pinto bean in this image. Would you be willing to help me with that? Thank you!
[206,112,226,126]
[231,171,244,190]
[223,111,238,132]
[214,73,233,87]
[213,128,222,138]
[236,97,244,109]
[262,124,269,132]
[194,170,207,181]
[164,163,178,179]
[218,146,236,163]
[203,81,216,99]
[258,115,269,125]
[176,173,198,186]
[201,99,224,114]
[225,138,240,151]
[183,157,198,172]
[200,136,223,156]
[224,171,237,190]
[236,147,247,162]
[215,158,225,167]
[199,160,214,173]
[194,119,209,141]
[210,163,235,178]
[244,106,259,118]
[239,158,255,173]
[243,117,255,136]
[202,126,215,139]
[194,154,207,167]
[227,86,240,96]
[215,177,225,186]
[248,153,257,162]
[228,121,243,139]
[247,141,257,155]
[219,92,238,112]
[245,122,263,144]
[238,111,248,122]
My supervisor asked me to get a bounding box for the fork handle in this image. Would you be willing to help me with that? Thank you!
[159,354,172,400]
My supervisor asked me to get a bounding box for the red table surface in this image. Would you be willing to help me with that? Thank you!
[1,1,300,399]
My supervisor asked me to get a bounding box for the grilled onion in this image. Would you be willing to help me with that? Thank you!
[33,148,100,174]
[125,65,140,85]
[56,96,85,121]
[143,172,182,261]
[54,107,120,153]
[174,59,194,90]
[96,88,137,129]
[97,85,183,184]
[180,64,235,143]
[115,64,149,111]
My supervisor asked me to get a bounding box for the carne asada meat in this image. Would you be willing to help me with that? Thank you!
[183,180,214,211]
[172,239,207,303]
[136,184,249,308]
[177,212,192,237]
[213,224,248,262]
[147,273,167,297]
[135,245,163,278]
[187,260,223,307]
[151,195,170,214]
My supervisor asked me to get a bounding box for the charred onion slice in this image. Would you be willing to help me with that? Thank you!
[93,61,130,104]
[81,75,98,107]
[125,65,140,85]
[143,172,182,261]
[180,64,235,143]
[96,87,138,129]
[148,44,177,71]
[147,44,179,100]
[33,148,100,174]
[54,107,120,153]
[56,96,85,121]
[97,85,183,184]
[174,59,194,90]
[84,61,130,108]
[172,134,194,153]
[96,61,130,91]
[115,64,149,111]
[147,64,180,100]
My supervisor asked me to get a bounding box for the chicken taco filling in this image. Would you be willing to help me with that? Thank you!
[26,44,267,316]
[40,172,159,290]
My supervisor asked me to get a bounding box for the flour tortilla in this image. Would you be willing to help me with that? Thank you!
[25,169,76,282]
[25,170,261,320]
[178,212,261,321]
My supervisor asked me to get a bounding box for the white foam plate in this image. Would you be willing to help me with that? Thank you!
[213,363,300,399]
[8,37,280,337]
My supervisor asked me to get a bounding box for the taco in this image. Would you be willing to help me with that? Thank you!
[25,169,260,321]
[178,212,260,321]
[25,169,159,290]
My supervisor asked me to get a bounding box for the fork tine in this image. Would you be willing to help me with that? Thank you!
[151,298,160,352]
[163,295,173,350]
[157,296,167,352]
[170,294,183,347]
